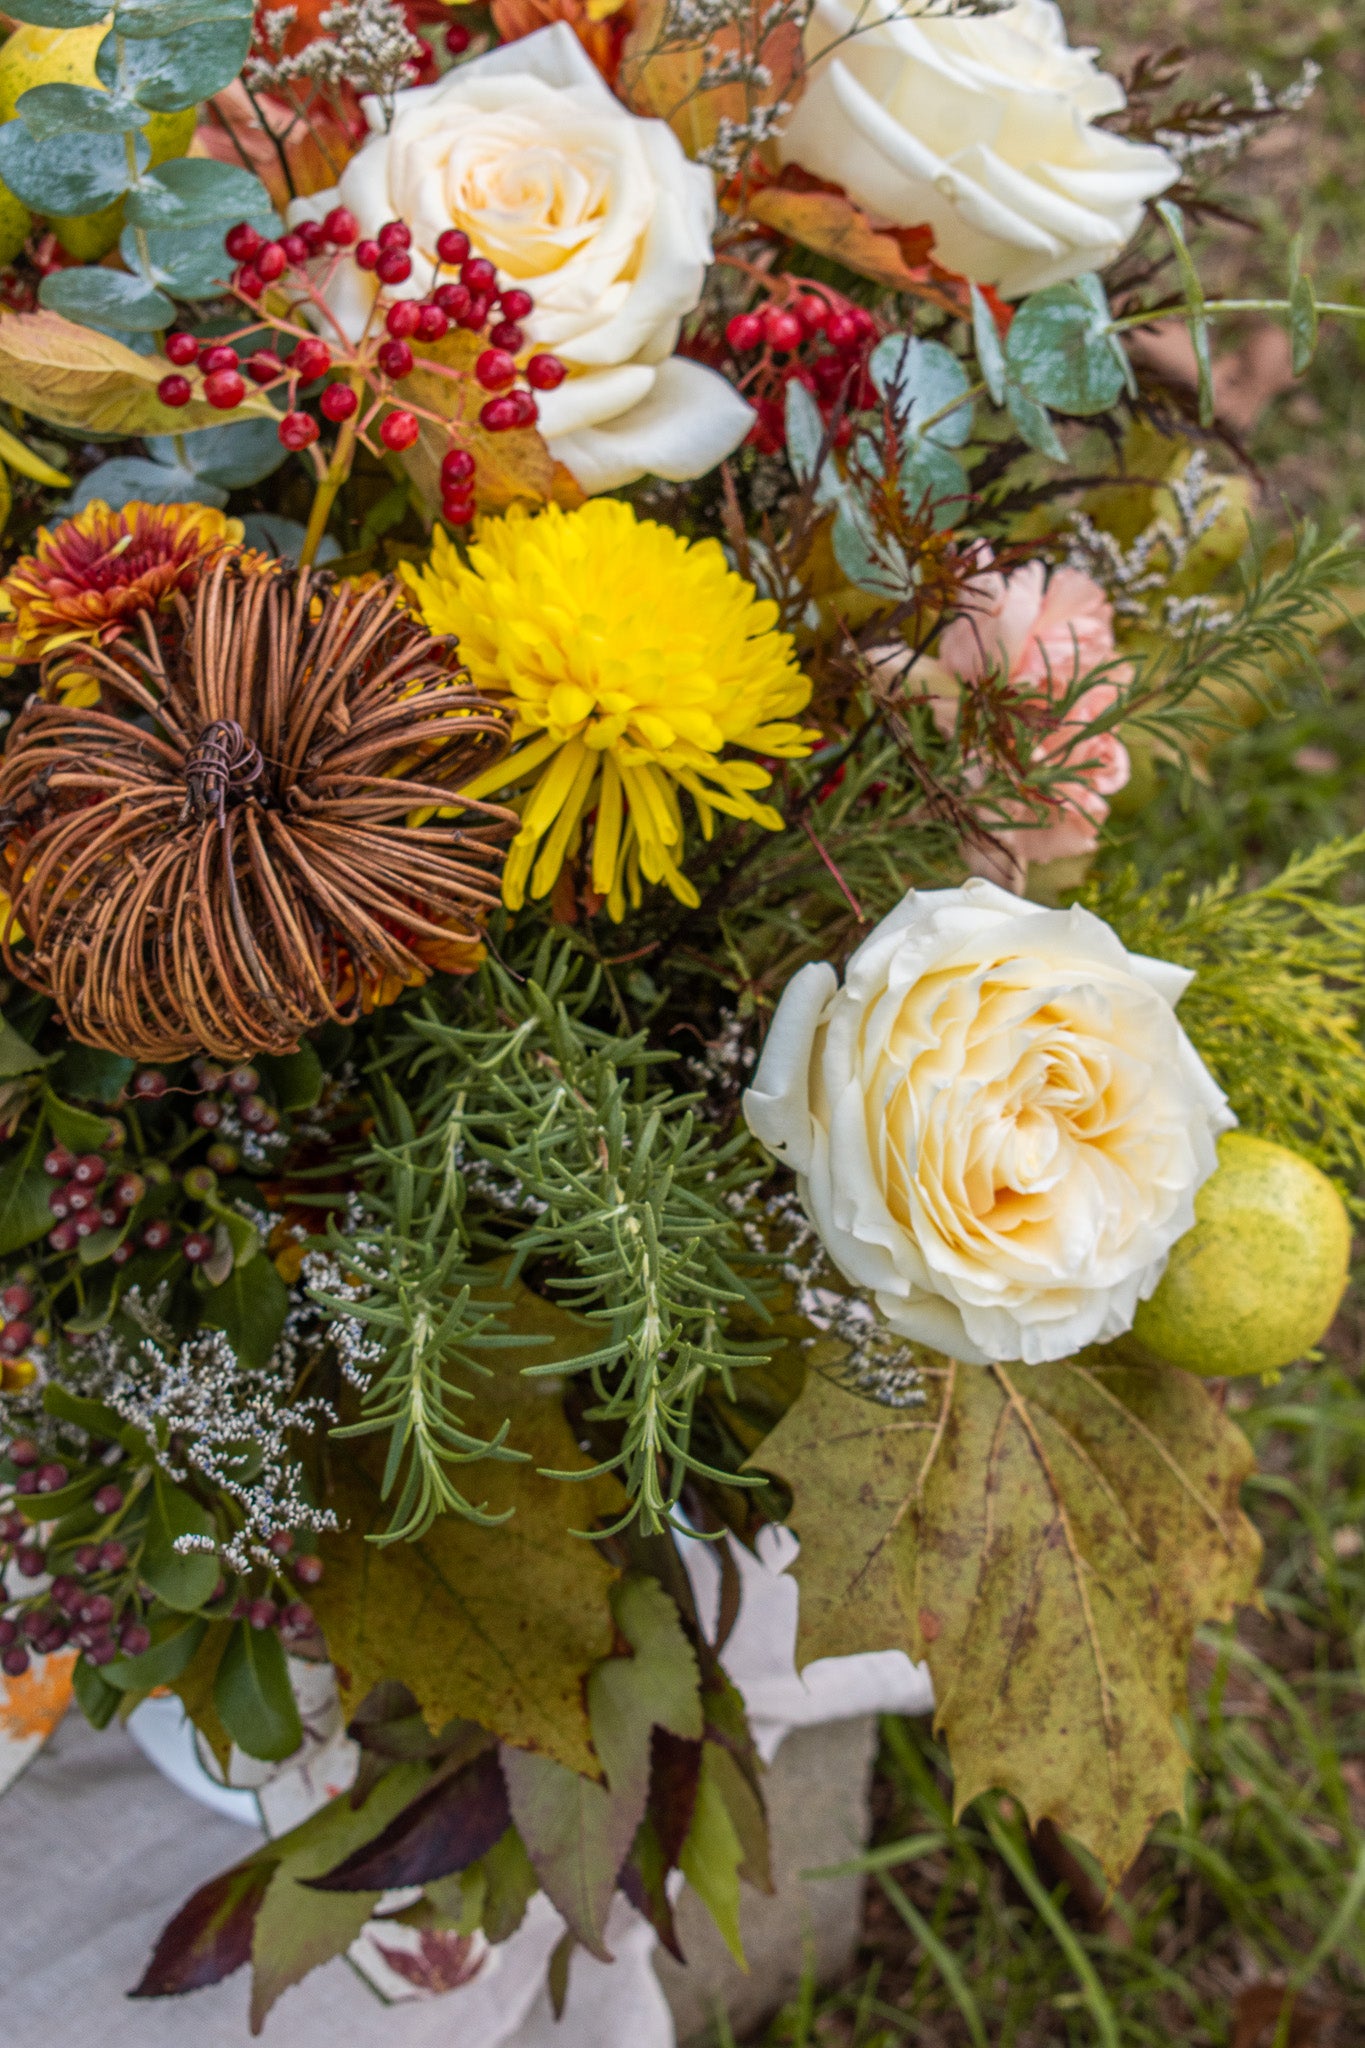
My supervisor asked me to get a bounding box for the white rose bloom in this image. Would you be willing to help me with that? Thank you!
[289,24,753,493]
[775,0,1179,298]
[743,880,1234,1366]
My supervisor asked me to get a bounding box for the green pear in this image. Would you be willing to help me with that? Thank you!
[1132,1131,1352,1376]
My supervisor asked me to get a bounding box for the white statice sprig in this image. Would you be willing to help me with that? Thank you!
[248,0,423,126]
[1063,448,1236,631]
[1155,60,1320,171]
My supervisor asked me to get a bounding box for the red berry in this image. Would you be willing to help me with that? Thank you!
[1,1646,29,1677]
[98,1205,120,1228]
[73,1214,98,1240]
[247,1597,278,1629]
[112,1172,144,1209]
[489,319,523,353]
[111,1242,134,1266]
[322,205,358,246]
[15,1545,45,1577]
[281,1600,315,1636]
[794,294,828,333]
[120,1622,151,1656]
[0,1320,32,1357]
[320,382,358,422]
[378,220,412,251]
[498,287,533,322]
[79,1594,113,1625]
[204,368,246,410]
[434,282,471,319]
[526,352,566,391]
[417,303,448,341]
[234,264,264,299]
[294,1553,324,1586]
[48,1219,79,1252]
[280,231,310,265]
[132,1068,167,1098]
[763,306,803,352]
[101,1118,124,1150]
[43,1146,75,1180]
[436,228,470,266]
[441,447,475,485]
[377,338,414,379]
[289,337,331,380]
[141,1219,173,1251]
[9,1438,38,1467]
[65,1186,95,1214]
[824,309,861,352]
[812,352,848,399]
[165,331,198,366]
[725,311,764,352]
[386,299,422,339]
[444,19,470,53]
[157,374,191,408]
[278,403,320,445]
[461,256,496,294]
[228,1065,259,1095]
[247,349,285,384]
[479,395,520,432]
[224,221,263,260]
[355,238,380,271]
[442,494,476,526]
[380,409,420,451]
[509,389,539,426]
[255,241,287,282]
[457,291,490,329]
[298,219,326,253]
[475,347,516,391]
[182,1231,214,1264]
[71,1154,106,1188]
[1,1284,33,1317]
[72,1544,101,1573]
[375,248,412,285]
[36,1464,67,1493]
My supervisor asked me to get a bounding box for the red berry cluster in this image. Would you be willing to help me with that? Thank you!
[725,291,879,458]
[42,1129,134,1257]
[154,211,565,523]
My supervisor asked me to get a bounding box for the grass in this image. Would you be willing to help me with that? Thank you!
[730,7,1365,2041]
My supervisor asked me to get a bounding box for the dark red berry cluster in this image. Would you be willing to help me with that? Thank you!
[725,291,880,458]
[154,210,565,523]
[42,1126,133,1258]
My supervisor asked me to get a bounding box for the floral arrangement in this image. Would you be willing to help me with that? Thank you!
[0,0,1360,2029]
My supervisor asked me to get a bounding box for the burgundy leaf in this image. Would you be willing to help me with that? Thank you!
[306,1748,510,1891]
[371,1929,486,1995]
[648,1727,702,1868]
[130,1857,278,1998]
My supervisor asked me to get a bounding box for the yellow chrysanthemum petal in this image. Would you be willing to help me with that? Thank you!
[402,502,818,918]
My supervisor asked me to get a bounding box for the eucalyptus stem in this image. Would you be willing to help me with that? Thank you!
[1108,297,1365,334]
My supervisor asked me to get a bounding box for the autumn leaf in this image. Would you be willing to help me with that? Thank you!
[618,0,801,162]
[0,311,277,439]
[309,1286,625,1780]
[399,326,582,514]
[752,1356,1261,1878]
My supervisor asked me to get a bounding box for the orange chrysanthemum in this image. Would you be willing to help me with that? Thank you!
[0,500,245,677]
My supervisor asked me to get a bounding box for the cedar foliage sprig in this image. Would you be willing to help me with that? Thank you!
[327,943,771,1541]
[1088,833,1365,1211]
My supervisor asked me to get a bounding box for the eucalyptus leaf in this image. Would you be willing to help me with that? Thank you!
[0,121,144,216]
[1156,201,1213,428]
[122,223,234,300]
[831,495,910,599]
[116,18,253,110]
[115,0,254,30]
[16,82,144,138]
[1004,378,1067,462]
[239,512,340,565]
[899,437,969,528]
[126,158,275,231]
[869,334,973,447]
[68,454,226,512]
[3,0,109,24]
[1005,273,1128,417]
[970,283,1006,405]
[147,414,287,489]
[782,378,825,487]
[39,266,175,334]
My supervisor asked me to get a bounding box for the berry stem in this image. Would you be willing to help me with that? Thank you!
[299,368,366,568]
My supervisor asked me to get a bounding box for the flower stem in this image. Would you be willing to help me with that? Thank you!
[1107,297,1365,334]
[299,371,365,568]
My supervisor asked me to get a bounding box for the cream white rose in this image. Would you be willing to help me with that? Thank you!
[775,0,1179,298]
[743,880,1234,1365]
[291,24,752,493]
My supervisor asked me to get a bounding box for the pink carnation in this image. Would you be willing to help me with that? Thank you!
[937,557,1132,888]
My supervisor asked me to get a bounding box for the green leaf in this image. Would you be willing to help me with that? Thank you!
[214,1619,303,1763]
[16,82,144,138]
[115,0,254,31]
[970,283,1006,405]
[141,1472,220,1613]
[72,1652,122,1729]
[783,379,825,487]
[124,156,274,229]
[48,1045,133,1103]
[104,1616,206,1692]
[899,438,968,528]
[1155,202,1214,427]
[0,1014,45,1077]
[4,0,108,24]
[39,265,175,334]
[753,1357,1262,1879]
[1005,273,1129,417]
[1289,272,1318,377]
[0,1154,56,1257]
[99,19,253,108]
[1004,377,1067,462]
[258,1043,324,1113]
[309,1365,624,1779]
[678,1740,747,1964]
[831,494,911,600]
[42,1382,128,1440]
[869,334,973,447]
[44,1091,117,1152]
[477,1826,538,1942]
[0,120,144,215]
[121,222,232,300]
[247,1760,430,2029]
[201,1255,289,1370]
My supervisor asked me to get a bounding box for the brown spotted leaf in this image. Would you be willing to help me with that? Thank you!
[752,1356,1261,1877]
[0,310,277,438]
[309,1282,624,1779]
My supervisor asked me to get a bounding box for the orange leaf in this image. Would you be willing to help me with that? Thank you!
[398,328,583,514]
[618,0,800,161]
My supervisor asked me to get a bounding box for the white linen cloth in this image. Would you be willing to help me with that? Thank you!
[0,1530,932,2046]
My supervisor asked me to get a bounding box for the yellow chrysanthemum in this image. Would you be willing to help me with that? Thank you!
[400,502,817,919]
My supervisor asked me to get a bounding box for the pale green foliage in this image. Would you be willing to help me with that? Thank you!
[1088,833,1365,1210]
